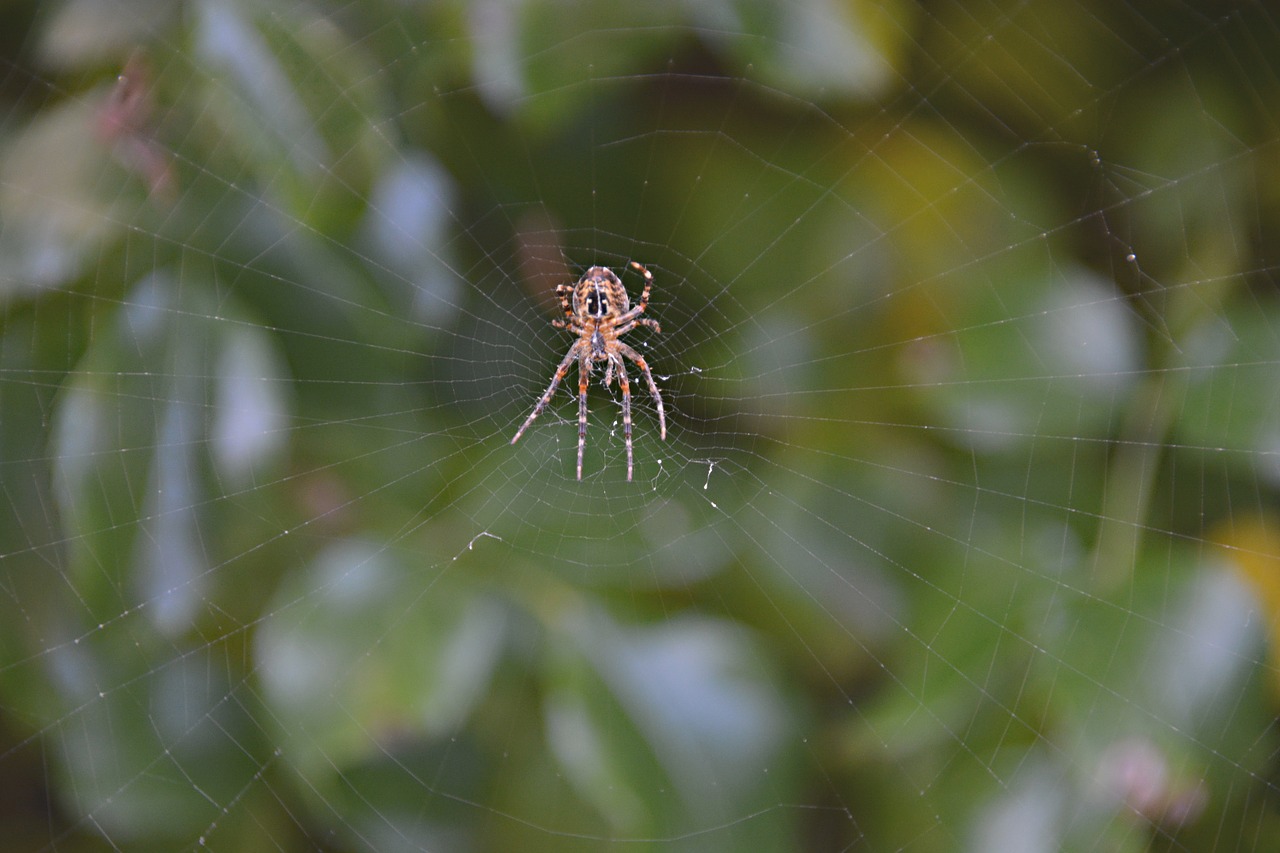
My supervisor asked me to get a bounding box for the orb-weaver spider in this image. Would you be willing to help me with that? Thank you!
[511,262,666,481]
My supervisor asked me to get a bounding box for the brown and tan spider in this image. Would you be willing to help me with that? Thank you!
[511,261,667,481]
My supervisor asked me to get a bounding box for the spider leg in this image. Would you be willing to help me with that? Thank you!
[577,352,591,480]
[613,355,634,481]
[512,341,583,445]
[629,261,653,311]
[611,263,655,326]
[612,316,660,337]
[555,283,574,320]
[617,341,666,441]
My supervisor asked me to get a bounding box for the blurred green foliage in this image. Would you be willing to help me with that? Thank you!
[2,0,1280,850]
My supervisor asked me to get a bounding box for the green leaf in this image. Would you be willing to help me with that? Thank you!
[361,154,463,327]
[0,96,135,296]
[1175,298,1280,484]
[211,323,289,484]
[487,0,682,130]
[191,0,389,227]
[37,0,178,70]
[46,649,262,845]
[51,269,290,632]
[255,539,505,794]
[912,265,1142,453]
[553,607,796,840]
[693,0,915,102]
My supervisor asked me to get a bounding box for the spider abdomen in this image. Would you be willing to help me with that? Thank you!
[574,267,630,320]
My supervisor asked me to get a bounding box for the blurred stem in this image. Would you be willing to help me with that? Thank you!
[1091,256,1236,593]
[1090,369,1185,593]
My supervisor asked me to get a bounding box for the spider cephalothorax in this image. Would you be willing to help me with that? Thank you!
[511,262,667,481]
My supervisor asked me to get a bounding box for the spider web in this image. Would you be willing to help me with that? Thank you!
[1,0,1279,850]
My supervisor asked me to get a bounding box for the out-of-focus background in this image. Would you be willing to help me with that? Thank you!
[2,0,1280,850]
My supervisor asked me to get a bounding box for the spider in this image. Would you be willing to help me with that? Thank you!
[511,261,667,481]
